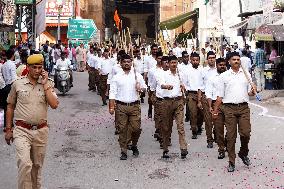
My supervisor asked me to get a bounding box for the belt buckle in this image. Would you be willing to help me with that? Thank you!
[31,125,38,130]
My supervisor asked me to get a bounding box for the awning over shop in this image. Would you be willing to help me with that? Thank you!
[229,19,248,30]
[159,9,198,30]
[255,24,284,41]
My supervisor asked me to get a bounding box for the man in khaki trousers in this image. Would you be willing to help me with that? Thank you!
[4,54,59,189]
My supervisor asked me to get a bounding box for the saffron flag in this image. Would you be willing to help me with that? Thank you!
[114,9,121,30]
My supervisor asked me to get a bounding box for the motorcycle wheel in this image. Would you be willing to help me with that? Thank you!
[62,86,66,96]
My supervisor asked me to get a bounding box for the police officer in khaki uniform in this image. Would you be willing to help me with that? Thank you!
[4,54,59,189]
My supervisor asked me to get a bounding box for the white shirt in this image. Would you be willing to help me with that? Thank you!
[109,71,147,103]
[1,60,17,85]
[56,58,71,70]
[98,58,114,75]
[133,58,144,74]
[155,69,166,98]
[173,47,183,58]
[87,53,96,67]
[240,56,252,73]
[203,66,218,92]
[205,72,221,100]
[0,64,6,89]
[94,56,102,70]
[217,69,251,104]
[107,63,123,85]
[144,55,157,73]
[178,62,192,80]
[182,66,203,92]
[157,70,182,98]
[148,67,156,90]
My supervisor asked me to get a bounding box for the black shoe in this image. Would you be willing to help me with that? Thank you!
[168,138,172,146]
[102,102,107,106]
[88,87,92,91]
[207,142,213,148]
[181,149,188,159]
[127,144,132,150]
[70,84,74,87]
[141,98,144,103]
[131,146,139,157]
[192,134,197,139]
[238,154,251,166]
[162,150,170,159]
[185,117,190,122]
[148,111,152,119]
[197,129,202,135]
[114,129,119,135]
[227,162,235,172]
[154,131,159,140]
[159,143,163,149]
[218,152,225,159]
[120,152,127,160]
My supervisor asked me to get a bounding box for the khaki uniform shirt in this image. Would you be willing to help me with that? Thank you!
[7,76,54,125]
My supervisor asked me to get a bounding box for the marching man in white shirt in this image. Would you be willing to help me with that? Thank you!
[98,49,114,106]
[157,55,188,159]
[133,50,146,103]
[183,52,204,139]
[144,44,158,118]
[205,58,227,159]
[212,52,256,172]
[109,54,147,160]
[147,51,163,142]
[201,51,218,149]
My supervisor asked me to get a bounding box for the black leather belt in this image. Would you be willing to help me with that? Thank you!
[225,102,248,106]
[116,100,140,106]
[163,96,183,101]
[187,91,198,94]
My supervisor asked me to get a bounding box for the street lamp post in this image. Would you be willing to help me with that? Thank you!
[57,5,63,42]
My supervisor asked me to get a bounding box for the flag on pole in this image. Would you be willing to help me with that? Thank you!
[205,0,209,5]
[114,9,121,30]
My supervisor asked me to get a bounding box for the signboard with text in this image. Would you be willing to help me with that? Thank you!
[46,0,72,17]
[67,19,97,39]
[15,0,33,5]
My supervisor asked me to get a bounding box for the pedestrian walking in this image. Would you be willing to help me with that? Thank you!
[182,52,204,139]
[253,42,266,92]
[1,49,17,130]
[157,55,188,159]
[144,44,158,118]
[109,54,146,160]
[205,58,227,159]
[98,49,114,105]
[76,43,86,72]
[4,54,59,189]
[213,52,256,172]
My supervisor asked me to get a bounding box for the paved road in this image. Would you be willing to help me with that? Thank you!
[1,72,284,189]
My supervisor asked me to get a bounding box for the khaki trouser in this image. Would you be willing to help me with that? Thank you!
[88,68,96,90]
[99,75,108,103]
[187,92,204,135]
[213,102,226,153]
[116,103,142,153]
[148,90,154,115]
[222,103,251,164]
[201,94,214,143]
[161,98,187,151]
[94,69,100,93]
[13,126,49,189]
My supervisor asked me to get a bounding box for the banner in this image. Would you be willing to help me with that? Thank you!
[46,0,72,17]
[35,0,47,36]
